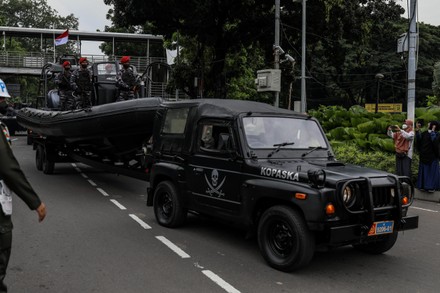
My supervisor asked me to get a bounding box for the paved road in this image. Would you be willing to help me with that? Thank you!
[5,136,440,292]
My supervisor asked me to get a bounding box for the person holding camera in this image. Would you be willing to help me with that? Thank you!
[387,119,414,178]
[415,120,440,192]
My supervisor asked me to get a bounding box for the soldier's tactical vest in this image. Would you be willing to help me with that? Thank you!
[59,71,71,90]
[78,70,92,92]
[122,69,136,88]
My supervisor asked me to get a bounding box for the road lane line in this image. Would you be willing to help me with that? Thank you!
[411,206,438,213]
[81,173,89,179]
[202,270,241,293]
[71,163,77,167]
[74,167,82,173]
[129,214,152,229]
[110,199,126,210]
[97,188,109,196]
[155,236,190,258]
[87,179,97,187]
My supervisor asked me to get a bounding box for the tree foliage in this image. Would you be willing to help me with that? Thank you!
[0,0,79,51]
[0,0,79,103]
[103,0,440,105]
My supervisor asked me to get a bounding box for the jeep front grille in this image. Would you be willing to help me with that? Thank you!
[372,187,394,207]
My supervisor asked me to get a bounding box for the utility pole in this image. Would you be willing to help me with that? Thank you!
[407,0,417,122]
[175,31,180,101]
[274,0,280,107]
[300,0,307,113]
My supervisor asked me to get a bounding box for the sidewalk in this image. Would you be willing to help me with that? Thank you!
[414,189,440,203]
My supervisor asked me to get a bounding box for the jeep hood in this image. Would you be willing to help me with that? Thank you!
[257,159,390,185]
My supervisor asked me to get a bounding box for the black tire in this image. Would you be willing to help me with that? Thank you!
[153,181,187,228]
[42,147,55,174]
[353,232,398,254]
[27,133,33,145]
[258,206,315,272]
[35,145,44,171]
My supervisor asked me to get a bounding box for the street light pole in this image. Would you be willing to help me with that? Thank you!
[375,73,384,113]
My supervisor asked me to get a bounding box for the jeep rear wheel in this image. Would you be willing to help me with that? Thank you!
[153,181,187,228]
[42,147,54,174]
[353,231,398,254]
[258,206,315,272]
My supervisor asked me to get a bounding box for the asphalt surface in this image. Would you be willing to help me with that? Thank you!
[5,135,440,293]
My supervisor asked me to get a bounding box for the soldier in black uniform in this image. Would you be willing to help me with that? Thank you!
[116,56,139,102]
[70,57,93,109]
[55,61,73,110]
[0,81,47,293]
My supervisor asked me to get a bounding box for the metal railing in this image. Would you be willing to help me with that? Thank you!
[0,51,167,73]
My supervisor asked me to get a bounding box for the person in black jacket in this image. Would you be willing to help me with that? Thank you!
[0,122,46,293]
[416,120,440,192]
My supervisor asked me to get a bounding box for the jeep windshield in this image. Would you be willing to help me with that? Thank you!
[243,116,328,152]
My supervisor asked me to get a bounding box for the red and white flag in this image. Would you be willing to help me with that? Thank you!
[55,29,69,46]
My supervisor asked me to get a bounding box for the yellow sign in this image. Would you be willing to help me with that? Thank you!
[364,103,402,113]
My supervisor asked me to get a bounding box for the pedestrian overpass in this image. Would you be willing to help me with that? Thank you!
[0,26,172,98]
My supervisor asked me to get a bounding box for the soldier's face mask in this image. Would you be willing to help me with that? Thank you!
[0,100,7,115]
[81,63,88,69]
[123,63,130,69]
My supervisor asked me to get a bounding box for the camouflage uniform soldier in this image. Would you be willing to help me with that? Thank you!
[55,61,73,110]
[116,56,139,102]
[70,57,93,109]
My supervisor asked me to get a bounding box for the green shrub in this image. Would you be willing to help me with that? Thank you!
[332,142,419,182]
[309,105,426,182]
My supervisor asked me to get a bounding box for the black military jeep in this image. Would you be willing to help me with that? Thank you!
[145,99,418,271]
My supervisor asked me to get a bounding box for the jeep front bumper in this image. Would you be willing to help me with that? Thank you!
[328,214,419,244]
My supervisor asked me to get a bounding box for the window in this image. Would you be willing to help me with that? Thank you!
[199,123,232,152]
[243,116,327,149]
[162,108,189,134]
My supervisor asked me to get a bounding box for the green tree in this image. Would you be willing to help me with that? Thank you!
[0,0,79,104]
[104,0,275,98]
[0,0,78,51]
[104,0,440,107]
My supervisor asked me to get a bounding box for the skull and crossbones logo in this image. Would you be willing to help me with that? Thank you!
[205,169,226,197]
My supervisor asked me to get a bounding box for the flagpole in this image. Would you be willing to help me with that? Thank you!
[52,24,56,62]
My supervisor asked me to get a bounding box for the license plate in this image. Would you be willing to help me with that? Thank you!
[368,221,394,236]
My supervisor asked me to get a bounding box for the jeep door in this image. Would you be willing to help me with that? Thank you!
[187,120,242,215]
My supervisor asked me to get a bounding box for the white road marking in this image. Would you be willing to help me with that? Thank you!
[129,214,151,229]
[411,206,438,213]
[110,199,126,210]
[71,163,77,167]
[97,188,109,196]
[155,236,190,258]
[74,167,82,173]
[81,173,88,179]
[202,270,241,293]
[87,179,97,187]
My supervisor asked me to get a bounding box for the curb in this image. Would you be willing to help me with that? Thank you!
[414,189,440,203]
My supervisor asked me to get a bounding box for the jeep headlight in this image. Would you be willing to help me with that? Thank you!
[342,184,357,208]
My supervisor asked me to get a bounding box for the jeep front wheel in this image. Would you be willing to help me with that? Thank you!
[258,206,315,272]
[153,181,187,228]
[353,231,398,254]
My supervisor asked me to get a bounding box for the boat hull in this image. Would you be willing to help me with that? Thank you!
[17,98,162,157]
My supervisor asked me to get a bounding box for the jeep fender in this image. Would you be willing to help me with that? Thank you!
[147,162,185,206]
[241,178,328,227]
